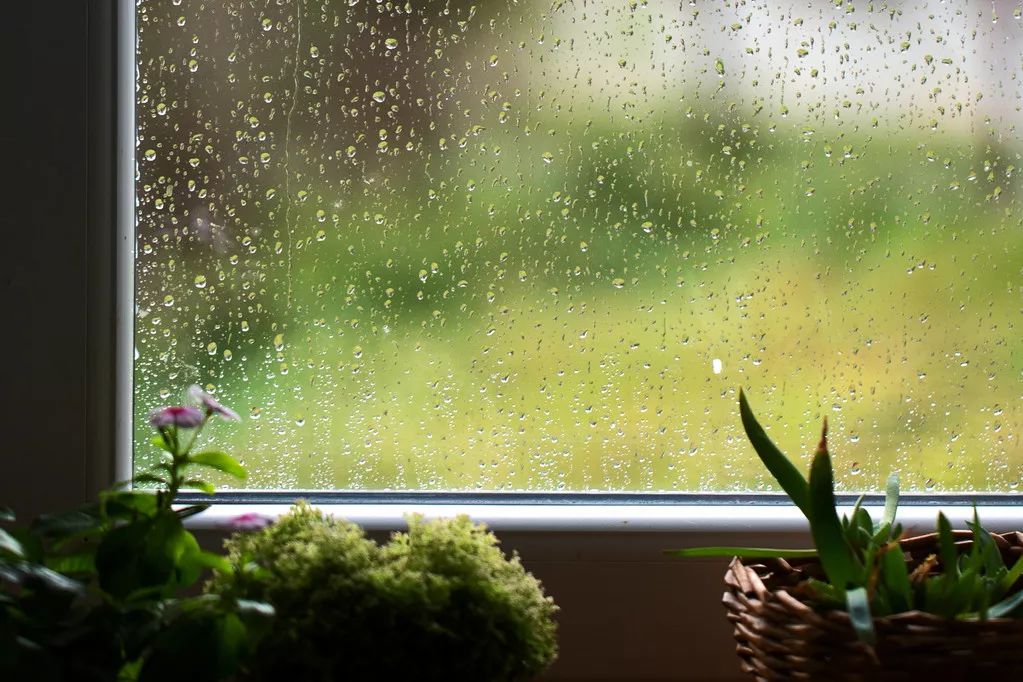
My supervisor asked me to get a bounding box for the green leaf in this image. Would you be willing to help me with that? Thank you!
[1,561,87,596]
[936,512,959,578]
[851,507,874,552]
[150,433,173,453]
[738,389,810,517]
[96,513,189,599]
[175,504,210,520]
[234,598,275,620]
[101,490,159,520]
[808,445,857,592]
[845,586,876,645]
[947,567,980,617]
[988,587,1023,618]
[0,506,14,522]
[849,494,865,527]
[44,550,95,575]
[805,577,844,604]
[966,509,1003,575]
[879,544,912,613]
[188,451,247,480]
[132,473,169,488]
[173,529,206,588]
[30,507,104,542]
[881,473,900,529]
[664,547,817,559]
[0,528,25,559]
[871,522,892,546]
[1001,554,1023,593]
[193,550,232,574]
[138,605,254,682]
[95,521,157,599]
[182,479,216,495]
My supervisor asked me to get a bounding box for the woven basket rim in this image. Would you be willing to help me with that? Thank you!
[728,530,1023,627]
[722,531,1023,679]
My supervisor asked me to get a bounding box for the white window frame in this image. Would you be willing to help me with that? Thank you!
[110,0,1022,536]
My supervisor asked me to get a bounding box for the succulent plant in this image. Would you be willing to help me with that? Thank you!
[668,390,1023,645]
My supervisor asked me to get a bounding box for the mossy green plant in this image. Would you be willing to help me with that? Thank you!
[207,503,558,682]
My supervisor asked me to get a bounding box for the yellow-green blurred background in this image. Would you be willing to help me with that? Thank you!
[133,0,1022,493]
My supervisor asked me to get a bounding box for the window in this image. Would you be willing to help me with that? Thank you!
[133,0,1022,495]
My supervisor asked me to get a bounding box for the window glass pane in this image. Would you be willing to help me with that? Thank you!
[134,0,1022,493]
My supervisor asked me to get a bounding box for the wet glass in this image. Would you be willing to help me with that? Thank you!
[134,0,1023,493]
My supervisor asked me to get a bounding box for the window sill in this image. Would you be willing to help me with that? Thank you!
[184,500,1023,533]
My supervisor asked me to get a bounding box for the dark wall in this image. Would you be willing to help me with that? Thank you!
[1,5,92,518]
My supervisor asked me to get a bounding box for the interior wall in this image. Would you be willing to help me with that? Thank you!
[1,4,91,520]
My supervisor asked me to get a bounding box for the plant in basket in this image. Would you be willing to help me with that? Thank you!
[668,390,1023,680]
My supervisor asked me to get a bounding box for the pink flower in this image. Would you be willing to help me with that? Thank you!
[187,385,240,421]
[228,513,272,531]
[148,405,204,429]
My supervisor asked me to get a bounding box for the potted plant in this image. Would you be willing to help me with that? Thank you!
[669,390,1023,680]
[0,387,272,682]
[207,503,559,682]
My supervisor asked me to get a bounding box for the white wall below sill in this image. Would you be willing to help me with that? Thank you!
[187,504,1023,682]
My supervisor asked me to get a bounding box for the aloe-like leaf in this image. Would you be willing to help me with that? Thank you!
[738,389,810,517]
[805,578,844,605]
[937,513,959,578]
[1001,554,1023,593]
[845,586,876,646]
[871,522,893,546]
[664,547,818,559]
[852,507,875,552]
[843,496,866,548]
[843,494,865,535]
[850,493,864,521]
[947,567,980,618]
[988,587,1023,618]
[966,509,1004,575]
[879,544,912,613]
[860,542,879,587]
[881,474,900,529]
[808,438,857,592]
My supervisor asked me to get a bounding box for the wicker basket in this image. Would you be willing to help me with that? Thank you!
[724,531,1023,681]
